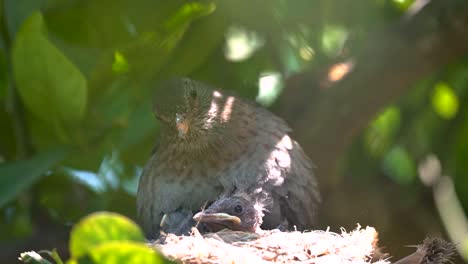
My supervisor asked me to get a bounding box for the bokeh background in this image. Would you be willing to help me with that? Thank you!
[0,0,467,263]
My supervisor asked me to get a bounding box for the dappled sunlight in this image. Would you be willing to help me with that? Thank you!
[224,26,264,62]
[205,95,219,129]
[213,90,222,98]
[67,168,106,193]
[321,24,348,56]
[275,135,292,169]
[112,51,130,74]
[431,82,459,120]
[365,107,401,157]
[299,45,315,61]
[98,151,122,190]
[66,151,129,193]
[257,72,283,106]
[284,32,316,71]
[221,96,235,122]
[65,151,141,196]
[3,0,468,262]
[204,90,235,127]
[264,135,294,187]
[327,61,354,83]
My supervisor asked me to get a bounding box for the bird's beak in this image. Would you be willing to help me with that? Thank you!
[175,113,189,139]
[193,211,241,225]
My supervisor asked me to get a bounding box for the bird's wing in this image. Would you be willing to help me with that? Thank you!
[254,107,320,230]
[278,140,320,230]
[137,152,221,237]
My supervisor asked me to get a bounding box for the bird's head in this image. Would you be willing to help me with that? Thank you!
[153,78,238,153]
[193,192,266,233]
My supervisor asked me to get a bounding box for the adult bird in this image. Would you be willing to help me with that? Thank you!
[137,78,320,238]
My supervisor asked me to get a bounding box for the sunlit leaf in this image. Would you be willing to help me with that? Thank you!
[76,241,170,264]
[164,2,216,31]
[365,107,401,157]
[50,249,64,264]
[391,0,415,12]
[224,26,264,62]
[0,146,70,207]
[280,42,303,75]
[382,146,416,184]
[257,72,283,106]
[112,51,130,75]
[321,24,347,56]
[137,1,217,76]
[151,1,222,77]
[12,12,88,126]
[60,77,132,170]
[69,212,145,258]
[431,82,459,120]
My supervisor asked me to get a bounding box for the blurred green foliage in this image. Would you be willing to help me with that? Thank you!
[0,0,466,262]
[19,212,172,264]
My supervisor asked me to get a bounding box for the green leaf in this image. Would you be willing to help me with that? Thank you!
[48,249,64,264]
[77,241,169,264]
[111,51,130,75]
[118,97,156,150]
[69,212,145,259]
[365,107,401,157]
[382,146,416,185]
[164,2,216,31]
[0,146,70,207]
[0,44,8,101]
[160,4,227,77]
[321,24,347,56]
[431,82,459,120]
[391,0,415,12]
[12,12,88,125]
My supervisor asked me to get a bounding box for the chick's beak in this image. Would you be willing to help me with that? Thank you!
[175,113,189,139]
[193,211,241,225]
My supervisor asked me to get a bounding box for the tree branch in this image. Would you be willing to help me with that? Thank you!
[275,0,468,186]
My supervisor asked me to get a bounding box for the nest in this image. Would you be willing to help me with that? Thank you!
[152,225,389,264]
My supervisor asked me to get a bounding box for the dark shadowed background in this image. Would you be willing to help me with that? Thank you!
[0,0,467,263]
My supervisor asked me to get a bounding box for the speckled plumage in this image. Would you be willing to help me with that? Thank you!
[137,78,320,238]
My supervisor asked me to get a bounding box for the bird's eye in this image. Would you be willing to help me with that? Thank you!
[234,205,243,214]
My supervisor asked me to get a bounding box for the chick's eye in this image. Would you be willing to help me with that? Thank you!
[234,205,243,214]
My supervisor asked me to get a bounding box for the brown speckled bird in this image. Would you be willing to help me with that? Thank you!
[137,78,320,238]
[193,192,267,233]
